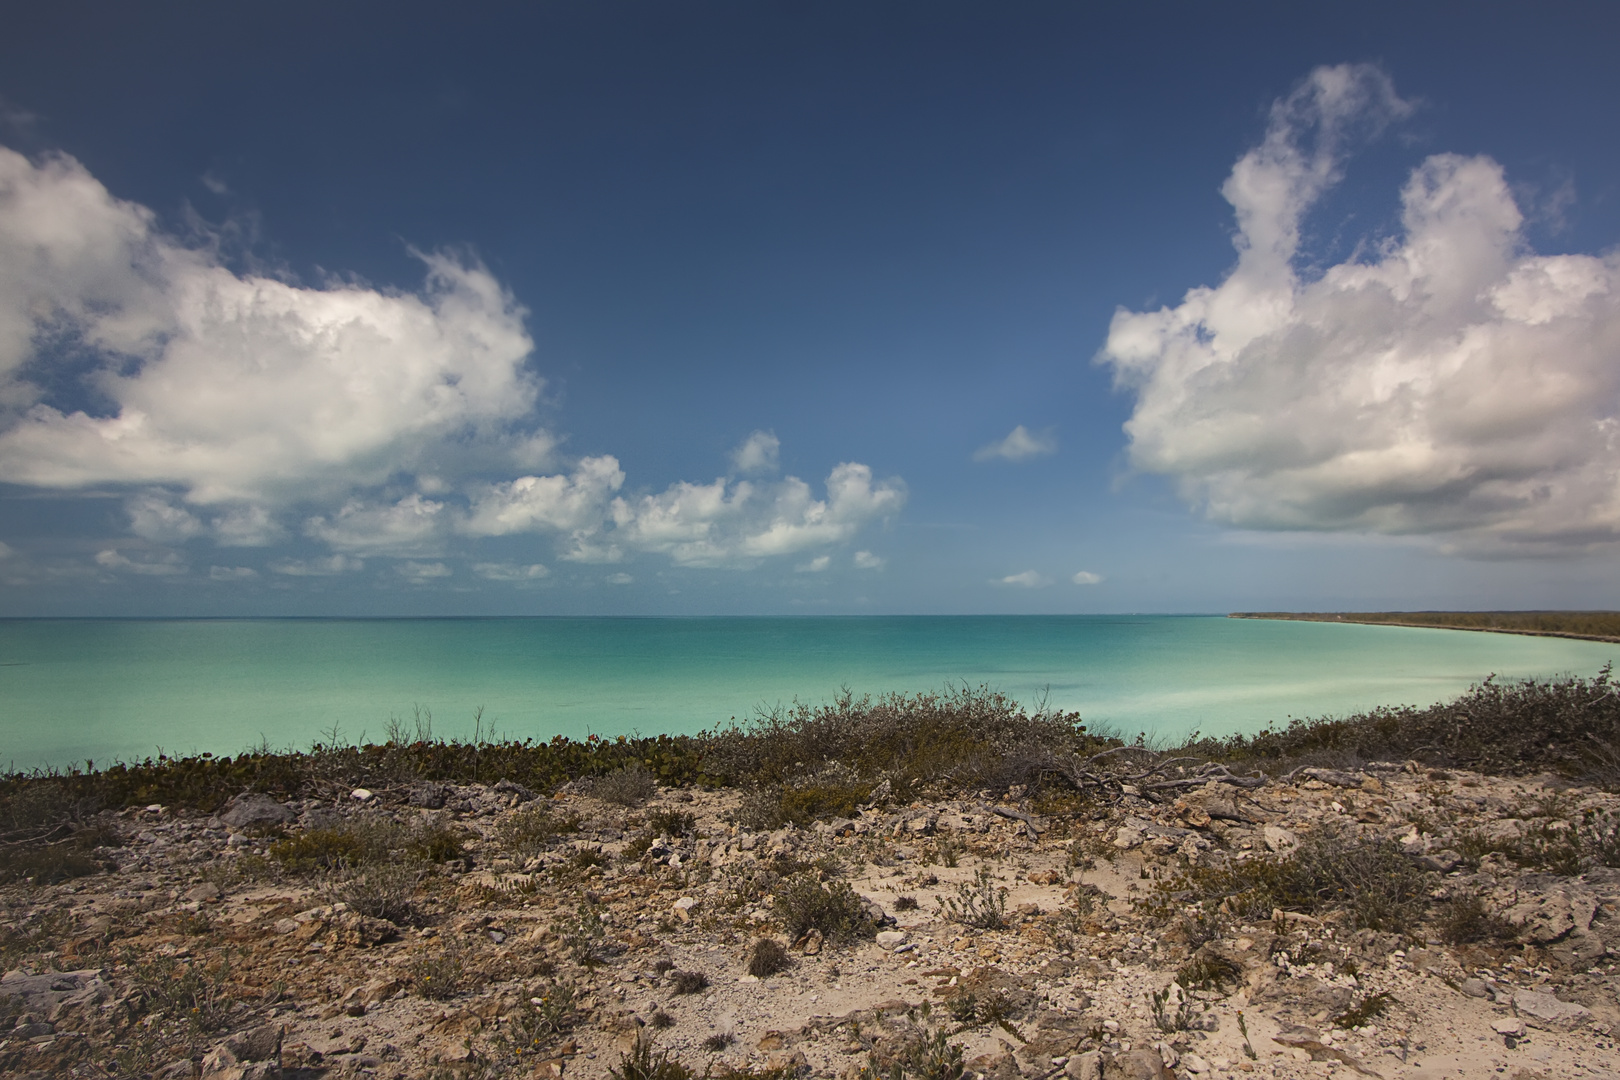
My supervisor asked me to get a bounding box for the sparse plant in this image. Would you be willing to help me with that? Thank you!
[1438,894,1513,945]
[704,1032,736,1051]
[611,1034,696,1080]
[409,941,466,1000]
[860,1025,965,1080]
[1176,953,1243,993]
[502,806,579,855]
[504,981,577,1056]
[649,1009,676,1029]
[557,902,609,966]
[126,950,236,1032]
[1149,983,1196,1033]
[936,869,1007,930]
[893,895,919,912]
[671,970,710,995]
[1333,992,1395,1029]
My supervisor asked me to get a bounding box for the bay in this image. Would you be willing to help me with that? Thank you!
[2,615,1617,771]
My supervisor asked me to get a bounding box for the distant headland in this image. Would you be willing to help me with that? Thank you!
[1231,609,1620,644]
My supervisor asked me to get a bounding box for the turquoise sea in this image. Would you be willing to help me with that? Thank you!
[2,615,1618,771]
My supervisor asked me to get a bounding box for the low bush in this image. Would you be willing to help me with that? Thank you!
[592,763,657,807]
[860,1026,965,1080]
[1161,833,1428,931]
[670,970,710,995]
[502,806,579,855]
[748,938,791,977]
[1437,895,1514,946]
[774,874,874,944]
[1202,666,1620,785]
[648,809,697,836]
[504,981,576,1056]
[334,861,421,924]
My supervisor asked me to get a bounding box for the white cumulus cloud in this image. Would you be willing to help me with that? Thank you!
[852,550,884,570]
[730,430,780,474]
[96,548,187,576]
[472,562,550,581]
[973,425,1057,462]
[997,570,1050,587]
[1072,570,1102,585]
[1100,64,1620,556]
[267,554,363,577]
[0,146,539,504]
[395,561,452,583]
[796,555,831,573]
[0,145,909,582]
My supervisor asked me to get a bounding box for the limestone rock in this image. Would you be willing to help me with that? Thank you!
[1513,989,1591,1030]
[219,793,293,828]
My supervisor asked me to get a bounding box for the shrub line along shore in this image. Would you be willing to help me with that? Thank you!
[3,678,1620,1079]
[1230,610,1620,645]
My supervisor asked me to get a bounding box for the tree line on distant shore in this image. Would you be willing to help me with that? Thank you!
[1231,610,1620,642]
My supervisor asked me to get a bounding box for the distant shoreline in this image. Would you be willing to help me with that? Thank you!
[1230,610,1620,645]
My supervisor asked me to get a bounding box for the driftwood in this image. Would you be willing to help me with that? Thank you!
[1043,748,1268,801]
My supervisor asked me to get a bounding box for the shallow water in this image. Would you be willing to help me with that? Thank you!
[2,615,1616,770]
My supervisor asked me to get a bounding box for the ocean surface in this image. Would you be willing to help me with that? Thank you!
[3,615,1618,771]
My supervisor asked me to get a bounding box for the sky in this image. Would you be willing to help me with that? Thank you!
[2,1,1620,617]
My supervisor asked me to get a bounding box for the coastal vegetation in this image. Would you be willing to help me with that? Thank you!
[1232,609,1620,642]
[5,671,1620,862]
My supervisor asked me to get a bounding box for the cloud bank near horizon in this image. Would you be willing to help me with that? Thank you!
[0,147,903,585]
[1100,64,1620,558]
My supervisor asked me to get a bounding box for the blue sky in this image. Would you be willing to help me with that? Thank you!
[3,2,1620,616]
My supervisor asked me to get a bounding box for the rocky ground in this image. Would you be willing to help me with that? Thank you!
[4,761,1620,1080]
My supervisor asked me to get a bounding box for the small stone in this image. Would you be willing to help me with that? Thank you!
[1492,1017,1527,1037]
[1181,1052,1209,1074]
[671,896,696,922]
[1413,849,1462,872]
[351,788,374,802]
[185,881,223,904]
[1459,978,1491,998]
[876,930,908,950]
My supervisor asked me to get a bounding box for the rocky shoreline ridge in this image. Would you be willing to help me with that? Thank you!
[4,763,1620,1080]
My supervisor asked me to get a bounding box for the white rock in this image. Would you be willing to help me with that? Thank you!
[351,788,373,802]
[1262,825,1298,852]
[1181,1052,1209,1074]
[1513,989,1591,1030]
[875,930,908,950]
[1491,1017,1526,1037]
